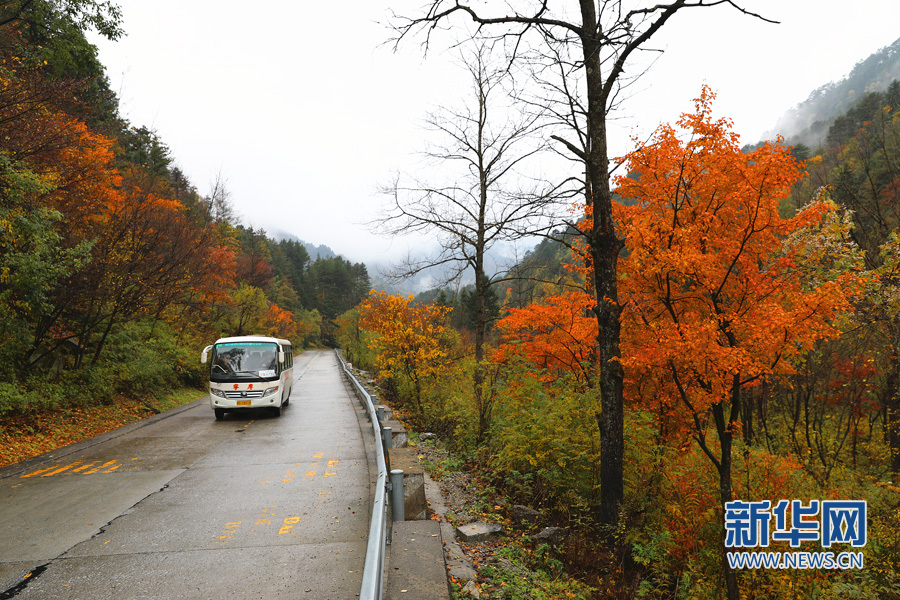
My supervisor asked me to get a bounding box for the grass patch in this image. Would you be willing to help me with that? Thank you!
[476,544,596,599]
[418,446,466,480]
[0,387,205,469]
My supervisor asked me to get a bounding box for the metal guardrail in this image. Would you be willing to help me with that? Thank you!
[335,350,387,600]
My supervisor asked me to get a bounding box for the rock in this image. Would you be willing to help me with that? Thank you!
[456,522,503,543]
[420,432,438,441]
[510,504,542,526]
[531,526,566,547]
[444,536,478,582]
[462,580,481,599]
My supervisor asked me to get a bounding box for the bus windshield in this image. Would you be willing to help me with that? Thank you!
[210,342,279,381]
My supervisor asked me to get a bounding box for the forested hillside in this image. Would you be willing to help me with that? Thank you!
[0,0,368,418]
[340,81,900,599]
[771,36,900,148]
[3,0,900,597]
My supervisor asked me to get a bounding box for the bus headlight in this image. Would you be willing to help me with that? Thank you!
[210,389,227,398]
[263,386,279,397]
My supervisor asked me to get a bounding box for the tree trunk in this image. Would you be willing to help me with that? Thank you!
[742,391,754,445]
[474,140,488,443]
[888,323,900,482]
[712,378,743,600]
[580,3,625,526]
[90,318,117,367]
[473,264,488,443]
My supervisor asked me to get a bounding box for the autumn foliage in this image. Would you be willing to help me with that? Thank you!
[0,11,367,423]
[615,87,857,442]
[6,4,900,595]
[357,290,452,413]
[493,291,596,386]
[475,88,899,598]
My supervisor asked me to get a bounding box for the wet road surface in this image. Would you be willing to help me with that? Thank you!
[0,350,375,599]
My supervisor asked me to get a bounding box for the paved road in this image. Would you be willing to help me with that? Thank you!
[0,350,375,599]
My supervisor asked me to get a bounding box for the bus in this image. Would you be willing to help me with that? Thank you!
[200,336,294,420]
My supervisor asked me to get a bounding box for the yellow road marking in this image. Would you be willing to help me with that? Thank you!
[21,467,57,478]
[41,463,78,477]
[83,460,118,475]
[216,521,243,544]
[278,516,301,534]
[303,453,324,480]
[22,462,82,477]
[23,459,133,478]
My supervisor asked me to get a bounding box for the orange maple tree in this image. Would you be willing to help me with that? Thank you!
[493,292,597,386]
[357,290,451,414]
[13,113,235,367]
[613,86,859,512]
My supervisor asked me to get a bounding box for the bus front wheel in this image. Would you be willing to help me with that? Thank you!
[214,408,225,420]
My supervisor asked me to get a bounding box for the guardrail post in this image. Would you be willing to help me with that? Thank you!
[390,469,405,522]
[376,405,385,421]
[382,426,392,449]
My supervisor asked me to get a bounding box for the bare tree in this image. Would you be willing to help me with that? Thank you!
[375,43,558,441]
[206,171,237,226]
[391,4,776,598]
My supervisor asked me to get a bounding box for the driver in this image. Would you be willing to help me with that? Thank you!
[215,354,234,373]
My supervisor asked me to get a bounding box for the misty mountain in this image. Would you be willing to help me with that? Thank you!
[766,35,900,148]
[367,263,455,296]
[266,227,473,294]
[268,228,337,261]
[365,240,537,297]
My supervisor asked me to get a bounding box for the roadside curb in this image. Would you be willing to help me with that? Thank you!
[384,468,457,599]
[424,470,479,583]
[385,519,450,599]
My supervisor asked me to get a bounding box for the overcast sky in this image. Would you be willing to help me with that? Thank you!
[89,1,900,264]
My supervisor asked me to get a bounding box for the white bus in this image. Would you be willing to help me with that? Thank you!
[201,336,294,420]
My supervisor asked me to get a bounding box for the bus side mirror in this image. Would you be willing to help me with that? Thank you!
[201,345,212,364]
[278,351,285,364]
